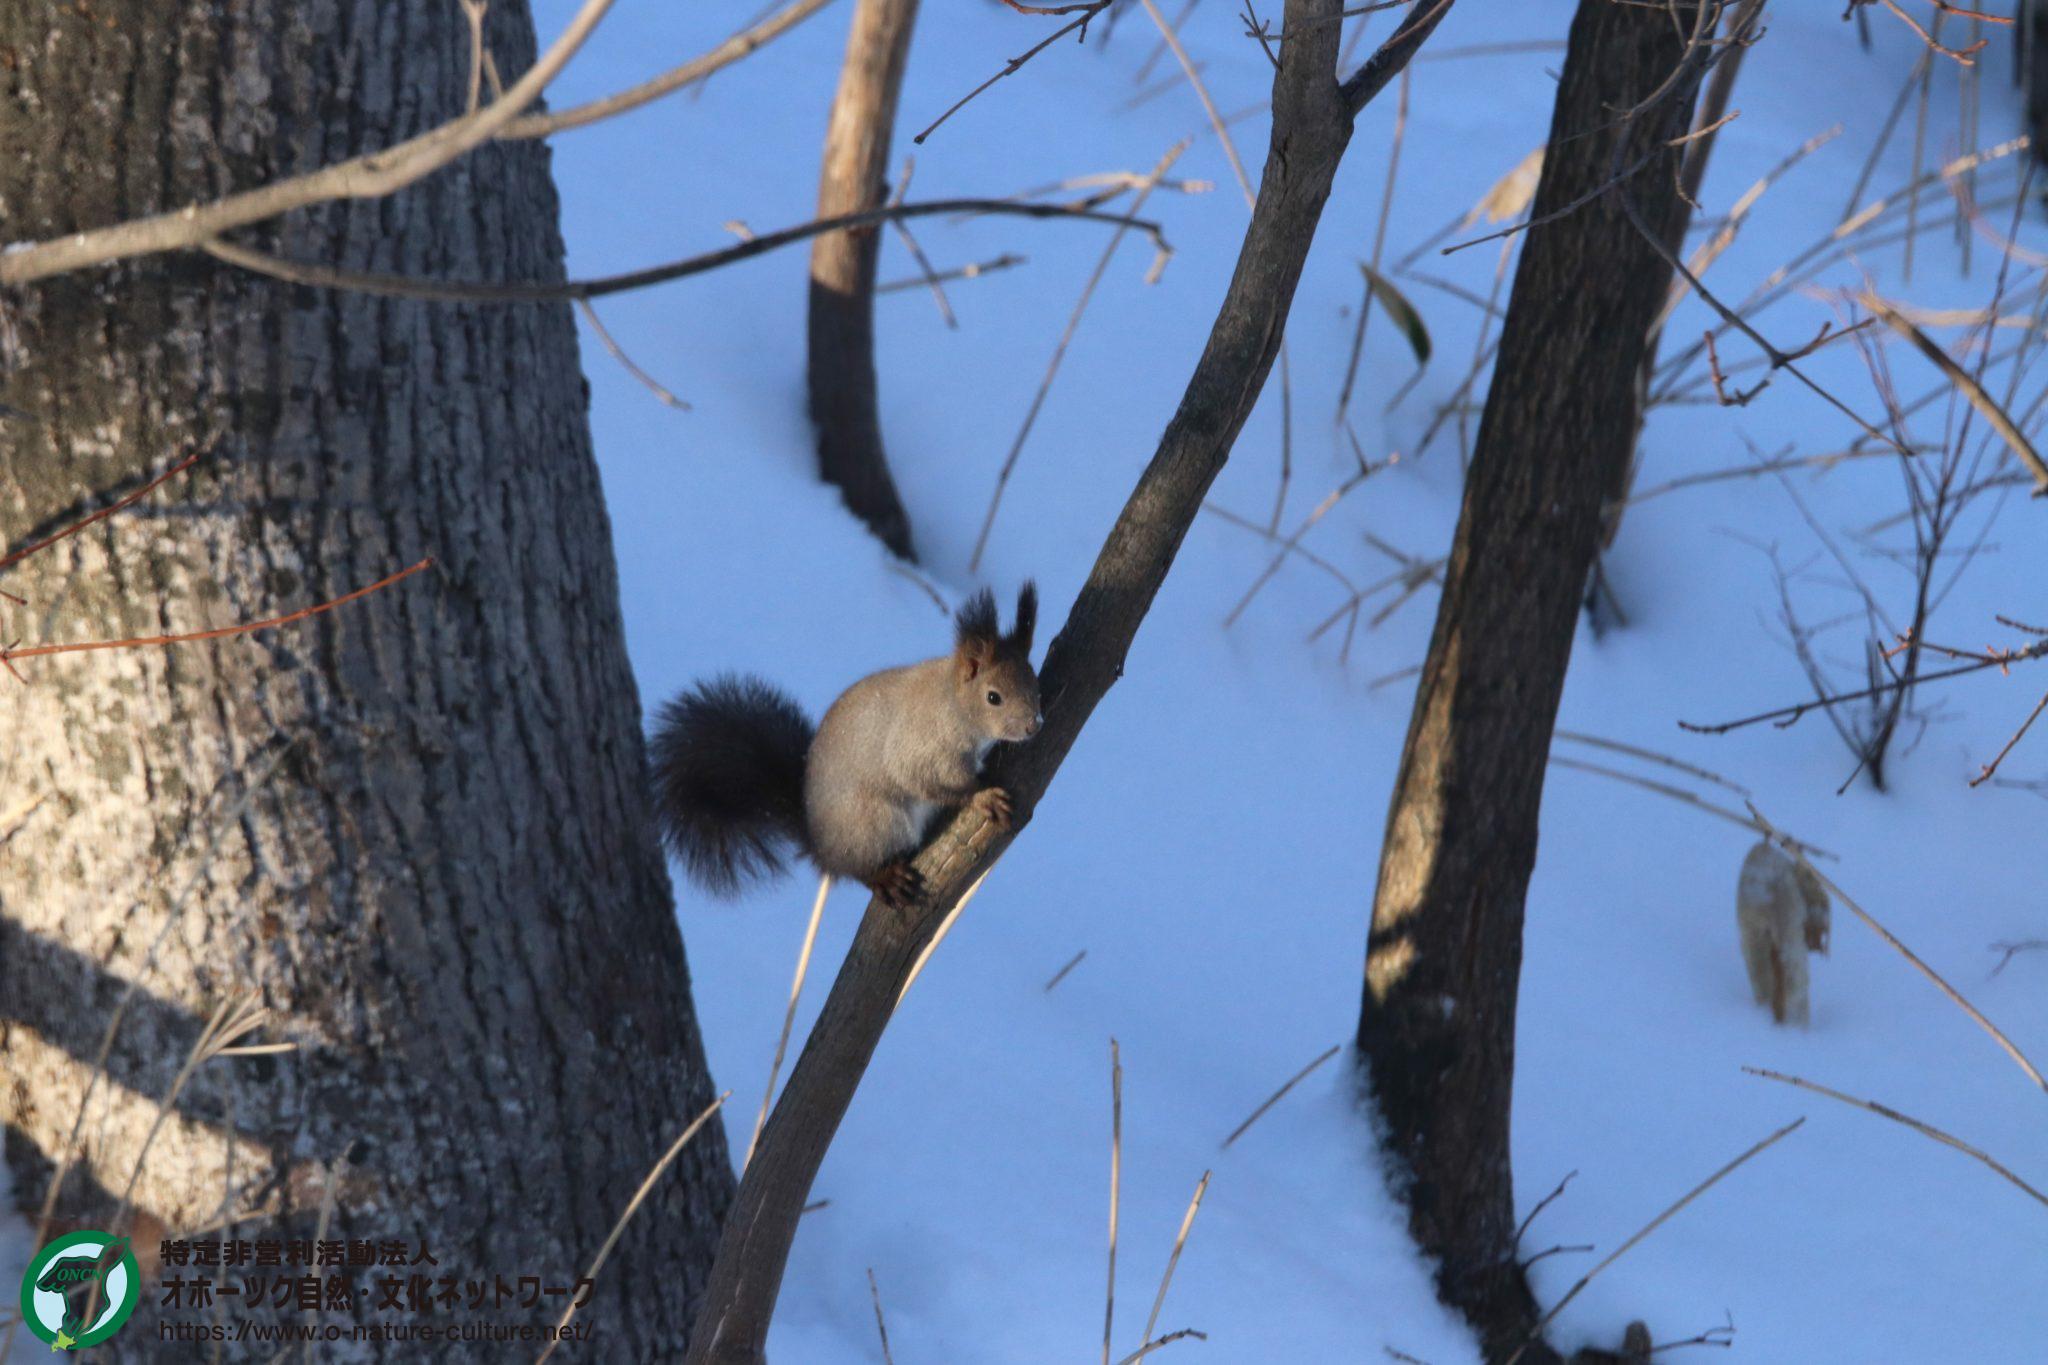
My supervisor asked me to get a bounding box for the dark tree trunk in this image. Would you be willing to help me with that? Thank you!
[1354,3,1704,1359]
[2025,1,2048,168]
[0,3,731,1358]
[807,0,921,561]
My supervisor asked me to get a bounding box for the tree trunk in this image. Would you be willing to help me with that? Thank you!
[1354,3,1703,1359]
[807,0,921,561]
[0,3,731,1358]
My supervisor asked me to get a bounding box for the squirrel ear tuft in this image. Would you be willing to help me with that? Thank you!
[1008,580,1037,657]
[955,587,999,655]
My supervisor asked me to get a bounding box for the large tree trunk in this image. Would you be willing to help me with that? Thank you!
[1354,3,1703,1359]
[807,0,921,561]
[0,2,731,1357]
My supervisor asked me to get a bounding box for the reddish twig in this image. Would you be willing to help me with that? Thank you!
[1970,688,2048,788]
[0,447,209,576]
[1867,0,1990,63]
[1704,330,1765,406]
[0,558,435,676]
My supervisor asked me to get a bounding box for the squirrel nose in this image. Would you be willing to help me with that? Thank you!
[1027,712,1042,736]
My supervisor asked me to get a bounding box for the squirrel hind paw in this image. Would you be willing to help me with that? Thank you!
[865,862,926,909]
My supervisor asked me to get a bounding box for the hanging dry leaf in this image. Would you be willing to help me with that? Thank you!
[1465,147,1544,228]
[1360,263,1431,368]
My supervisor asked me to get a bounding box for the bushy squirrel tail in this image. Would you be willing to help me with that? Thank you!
[650,675,816,896]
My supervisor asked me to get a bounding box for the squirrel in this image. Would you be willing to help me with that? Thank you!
[1735,839,1831,1026]
[649,583,1042,908]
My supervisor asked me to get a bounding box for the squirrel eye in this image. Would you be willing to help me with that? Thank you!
[986,689,1002,706]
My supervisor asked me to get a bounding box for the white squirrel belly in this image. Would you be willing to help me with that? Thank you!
[902,799,938,846]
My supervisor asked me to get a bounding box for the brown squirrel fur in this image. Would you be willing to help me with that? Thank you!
[650,584,1040,907]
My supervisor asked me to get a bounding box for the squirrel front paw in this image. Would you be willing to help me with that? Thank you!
[971,786,1013,831]
[865,861,926,909]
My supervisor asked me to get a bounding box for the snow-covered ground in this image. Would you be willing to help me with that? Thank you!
[553,3,2047,1360]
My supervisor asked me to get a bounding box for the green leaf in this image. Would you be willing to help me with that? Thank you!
[1360,262,1431,369]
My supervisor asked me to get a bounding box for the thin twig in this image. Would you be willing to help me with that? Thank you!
[535,1093,729,1363]
[1501,1118,1805,1365]
[914,2,1112,145]
[2,558,434,674]
[1754,813,2048,1097]
[1224,455,1385,627]
[747,877,832,1168]
[877,252,1028,294]
[866,1268,897,1365]
[1112,1328,1209,1365]
[1044,949,1089,992]
[501,0,838,140]
[897,867,995,1004]
[886,156,958,328]
[1678,638,2048,734]
[1743,1068,2046,1208]
[0,447,209,576]
[1553,730,1751,796]
[1134,0,1299,533]
[1988,940,2048,977]
[1513,1170,1577,1252]
[1140,1170,1210,1355]
[1336,64,1412,424]
[1222,1043,1340,1148]
[574,299,691,409]
[1104,1038,1123,1365]
[1547,759,1834,859]
[1860,292,2048,495]
[203,199,1168,304]
[970,142,1188,572]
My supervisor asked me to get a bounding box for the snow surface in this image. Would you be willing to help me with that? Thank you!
[542,2,2048,1361]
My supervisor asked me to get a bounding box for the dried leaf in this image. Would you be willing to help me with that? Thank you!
[1466,147,1544,227]
[1360,263,1431,368]
[1860,291,2048,497]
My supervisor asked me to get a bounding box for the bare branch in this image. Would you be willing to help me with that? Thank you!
[502,0,839,139]
[913,2,1113,145]
[201,200,1167,303]
[1221,1044,1341,1147]
[0,0,620,286]
[1744,1068,2046,1208]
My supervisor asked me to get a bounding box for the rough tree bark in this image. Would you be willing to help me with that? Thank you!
[808,0,921,561]
[0,2,730,1358]
[1603,0,1760,557]
[1354,3,1705,1360]
[681,3,1453,1361]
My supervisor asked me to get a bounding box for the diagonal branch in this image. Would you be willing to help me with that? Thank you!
[677,4,1450,1361]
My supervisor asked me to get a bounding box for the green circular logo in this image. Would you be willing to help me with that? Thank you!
[18,1230,141,1351]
